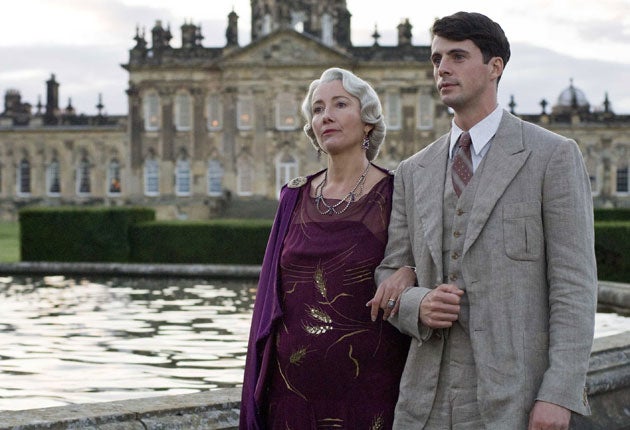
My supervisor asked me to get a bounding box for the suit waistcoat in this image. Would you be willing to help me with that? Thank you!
[442,155,488,331]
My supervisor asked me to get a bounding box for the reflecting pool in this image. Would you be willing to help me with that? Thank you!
[0,274,627,411]
[0,275,254,411]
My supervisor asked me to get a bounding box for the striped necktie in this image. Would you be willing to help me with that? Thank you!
[452,131,473,197]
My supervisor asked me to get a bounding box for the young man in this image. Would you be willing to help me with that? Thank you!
[374,11,597,430]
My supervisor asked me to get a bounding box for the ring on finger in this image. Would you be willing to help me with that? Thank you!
[387,298,397,308]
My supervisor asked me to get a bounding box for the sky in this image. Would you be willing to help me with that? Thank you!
[1,0,629,116]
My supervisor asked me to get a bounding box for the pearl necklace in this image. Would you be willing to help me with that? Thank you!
[314,163,370,216]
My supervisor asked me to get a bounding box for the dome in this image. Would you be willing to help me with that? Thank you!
[557,79,590,108]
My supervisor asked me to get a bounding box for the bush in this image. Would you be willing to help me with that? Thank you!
[129,219,273,265]
[594,221,630,283]
[594,208,630,222]
[19,207,155,262]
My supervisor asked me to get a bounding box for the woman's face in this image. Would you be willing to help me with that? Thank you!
[310,80,369,157]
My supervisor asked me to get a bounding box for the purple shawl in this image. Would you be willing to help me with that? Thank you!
[239,172,320,429]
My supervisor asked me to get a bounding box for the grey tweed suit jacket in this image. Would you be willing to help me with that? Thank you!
[375,111,597,429]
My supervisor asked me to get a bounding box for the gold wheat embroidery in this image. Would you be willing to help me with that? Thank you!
[370,413,385,430]
[289,347,308,365]
[317,418,344,428]
[314,266,327,298]
[307,306,332,323]
[348,344,359,378]
[303,324,333,335]
[276,357,307,401]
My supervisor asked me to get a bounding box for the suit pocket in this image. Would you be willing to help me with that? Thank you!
[503,201,542,261]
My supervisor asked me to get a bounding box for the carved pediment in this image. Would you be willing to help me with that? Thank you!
[221,28,352,67]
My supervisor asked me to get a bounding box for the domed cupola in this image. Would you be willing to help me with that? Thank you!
[552,78,590,115]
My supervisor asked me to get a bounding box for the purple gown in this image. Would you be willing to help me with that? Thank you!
[264,174,410,429]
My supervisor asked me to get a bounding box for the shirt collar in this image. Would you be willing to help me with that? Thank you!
[449,105,504,158]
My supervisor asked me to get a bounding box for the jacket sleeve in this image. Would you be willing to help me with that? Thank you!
[536,138,597,415]
[376,159,433,342]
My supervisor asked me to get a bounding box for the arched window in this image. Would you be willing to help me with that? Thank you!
[206,94,222,131]
[76,156,91,195]
[16,157,30,196]
[262,14,272,35]
[143,92,160,131]
[107,159,122,196]
[237,95,254,130]
[144,156,160,196]
[174,92,192,131]
[386,92,402,130]
[46,158,61,196]
[417,92,435,130]
[175,154,192,196]
[237,156,254,196]
[276,153,298,198]
[207,159,224,197]
[616,165,629,194]
[321,13,333,46]
[275,93,298,130]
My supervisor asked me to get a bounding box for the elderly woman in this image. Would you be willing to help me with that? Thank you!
[240,68,414,429]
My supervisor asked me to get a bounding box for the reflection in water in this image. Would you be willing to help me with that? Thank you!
[0,275,255,411]
[0,275,627,411]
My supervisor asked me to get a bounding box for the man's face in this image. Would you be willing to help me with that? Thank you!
[430,36,499,112]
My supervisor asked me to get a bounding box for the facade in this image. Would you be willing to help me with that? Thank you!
[0,0,628,221]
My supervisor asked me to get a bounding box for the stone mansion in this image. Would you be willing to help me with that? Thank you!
[0,0,628,221]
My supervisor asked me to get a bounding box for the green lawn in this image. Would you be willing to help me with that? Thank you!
[0,222,20,262]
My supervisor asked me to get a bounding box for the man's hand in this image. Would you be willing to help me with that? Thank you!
[419,284,463,328]
[528,401,571,430]
[367,266,416,321]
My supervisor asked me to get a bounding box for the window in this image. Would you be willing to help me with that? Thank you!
[237,156,254,196]
[174,92,192,131]
[16,157,30,196]
[206,94,222,131]
[417,93,434,130]
[386,92,402,130]
[144,158,160,196]
[207,160,224,196]
[107,159,122,196]
[275,93,298,130]
[76,156,91,195]
[616,165,629,194]
[262,14,272,35]
[175,156,192,196]
[321,13,333,46]
[237,95,254,130]
[46,158,61,196]
[143,92,160,131]
[584,156,600,196]
[276,154,297,198]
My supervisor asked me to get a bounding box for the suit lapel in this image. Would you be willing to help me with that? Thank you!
[413,135,449,272]
[463,113,531,256]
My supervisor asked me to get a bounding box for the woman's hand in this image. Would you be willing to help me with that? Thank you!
[367,266,416,321]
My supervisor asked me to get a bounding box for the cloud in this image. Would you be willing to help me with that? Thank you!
[499,42,630,114]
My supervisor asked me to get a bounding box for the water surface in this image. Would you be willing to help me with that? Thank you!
[0,275,627,411]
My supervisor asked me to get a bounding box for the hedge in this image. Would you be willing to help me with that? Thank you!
[16,208,630,283]
[19,207,155,262]
[129,219,273,265]
[594,221,630,283]
[594,208,630,222]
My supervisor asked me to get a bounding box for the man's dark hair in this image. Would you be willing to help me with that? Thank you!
[431,11,511,68]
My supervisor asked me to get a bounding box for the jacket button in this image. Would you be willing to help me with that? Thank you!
[451,252,460,260]
[453,230,461,238]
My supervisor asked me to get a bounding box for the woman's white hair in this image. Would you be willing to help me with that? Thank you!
[301,67,386,161]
